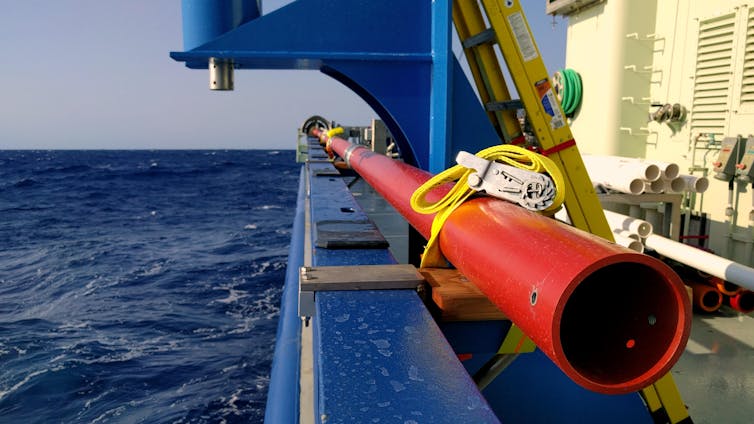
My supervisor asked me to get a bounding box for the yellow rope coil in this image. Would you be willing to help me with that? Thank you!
[410,145,565,268]
[326,127,344,138]
[322,127,345,159]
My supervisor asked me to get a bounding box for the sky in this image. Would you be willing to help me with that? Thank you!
[0,1,568,149]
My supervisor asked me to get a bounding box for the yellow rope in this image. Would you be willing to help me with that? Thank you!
[410,145,565,268]
[322,127,345,159]
[326,127,344,138]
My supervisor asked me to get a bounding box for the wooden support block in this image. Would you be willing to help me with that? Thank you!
[685,285,693,304]
[420,268,506,321]
[300,264,423,292]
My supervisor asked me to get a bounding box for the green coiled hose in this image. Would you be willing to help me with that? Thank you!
[553,68,582,117]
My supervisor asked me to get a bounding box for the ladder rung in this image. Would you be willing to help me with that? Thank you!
[485,100,523,111]
[462,28,496,49]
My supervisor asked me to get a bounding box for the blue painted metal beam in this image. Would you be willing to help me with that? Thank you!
[440,322,654,423]
[181,0,261,50]
[429,0,453,174]
[465,351,654,424]
[448,60,502,170]
[315,290,499,423]
[320,62,428,170]
[172,0,432,70]
[264,166,304,423]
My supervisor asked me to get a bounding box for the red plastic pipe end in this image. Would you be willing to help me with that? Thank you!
[685,279,724,313]
[440,199,692,394]
[552,256,691,393]
[705,276,742,296]
[729,290,754,314]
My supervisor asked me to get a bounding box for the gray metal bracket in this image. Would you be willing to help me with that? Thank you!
[298,264,424,317]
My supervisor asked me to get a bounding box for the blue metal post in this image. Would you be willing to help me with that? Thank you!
[429,0,453,173]
[181,0,261,50]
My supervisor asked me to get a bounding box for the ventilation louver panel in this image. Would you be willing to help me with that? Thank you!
[741,8,754,106]
[691,13,736,143]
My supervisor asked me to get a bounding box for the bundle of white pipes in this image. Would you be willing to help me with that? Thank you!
[582,155,659,195]
[600,210,651,252]
[554,208,649,252]
[598,210,754,293]
[603,210,653,237]
[677,174,710,193]
[562,205,754,295]
[612,230,644,253]
[582,155,708,195]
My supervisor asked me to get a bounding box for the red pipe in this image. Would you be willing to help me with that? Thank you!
[316,130,691,395]
[705,276,742,296]
[727,290,754,314]
[684,279,723,313]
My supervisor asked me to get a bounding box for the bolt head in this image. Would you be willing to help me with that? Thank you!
[468,174,482,187]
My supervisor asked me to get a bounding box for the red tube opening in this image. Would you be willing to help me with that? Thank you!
[701,290,723,310]
[731,291,754,313]
[559,262,687,392]
[722,280,742,295]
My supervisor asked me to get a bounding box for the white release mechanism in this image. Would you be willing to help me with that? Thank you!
[456,150,556,211]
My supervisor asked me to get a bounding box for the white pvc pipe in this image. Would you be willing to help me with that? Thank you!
[645,234,754,292]
[614,229,640,241]
[652,161,680,180]
[644,180,665,193]
[679,174,709,193]
[603,210,653,237]
[585,170,645,194]
[613,232,645,253]
[644,208,663,234]
[553,207,571,224]
[663,177,686,193]
[593,176,645,195]
[582,155,661,181]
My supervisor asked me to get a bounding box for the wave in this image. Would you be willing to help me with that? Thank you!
[0,368,50,402]
[0,205,51,212]
[214,286,250,305]
[253,204,283,210]
[42,164,93,174]
[12,178,37,188]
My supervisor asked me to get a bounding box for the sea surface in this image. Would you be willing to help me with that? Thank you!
[0,150,300,423]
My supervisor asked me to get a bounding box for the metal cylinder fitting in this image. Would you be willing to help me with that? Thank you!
[209,58,234,91]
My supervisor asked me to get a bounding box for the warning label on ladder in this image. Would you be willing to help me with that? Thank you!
[535,79,565,130]
[508,12,538,62]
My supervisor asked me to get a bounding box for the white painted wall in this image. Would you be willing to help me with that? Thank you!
[563,0,754,263]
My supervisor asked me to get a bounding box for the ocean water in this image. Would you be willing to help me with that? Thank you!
[0,150,300,423]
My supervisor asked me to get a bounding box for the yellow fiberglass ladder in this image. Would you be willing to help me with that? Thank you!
[452,1,691,422]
